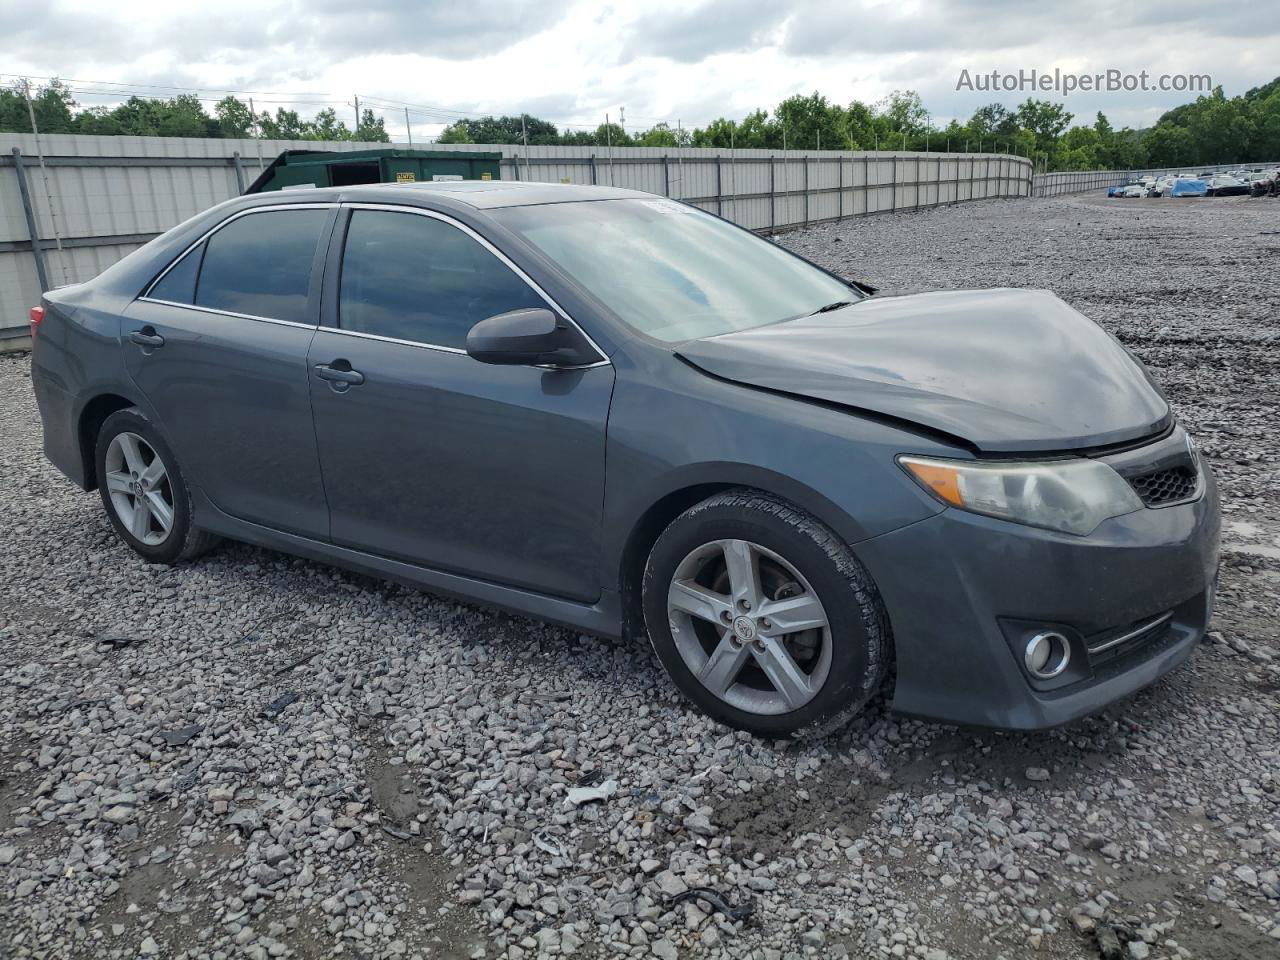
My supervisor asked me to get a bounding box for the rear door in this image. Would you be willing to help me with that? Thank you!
[124,204,335,538]
[306,204,614,602]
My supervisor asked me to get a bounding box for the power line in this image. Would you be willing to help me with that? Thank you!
[7,73,684,134]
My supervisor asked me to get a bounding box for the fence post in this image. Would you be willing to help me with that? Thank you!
[839,155,846,219]
[11,148,50,295]
[589,154,597,185]
[231,152,246,194]
[803,156,810,225]
[715,155,723,217]
[663,155,670,197]
[890,155,897,212]
[865,155,872,214]
[769,156,776,233]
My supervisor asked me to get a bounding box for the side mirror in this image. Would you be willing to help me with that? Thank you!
[466,308,596,367]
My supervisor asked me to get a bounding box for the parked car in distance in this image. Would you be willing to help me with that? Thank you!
[1164,178,1209,197]
[1121,183,1146,198]
[30,181,1221,737]
[1205,175,1250,197]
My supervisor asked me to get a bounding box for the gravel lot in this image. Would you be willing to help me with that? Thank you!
[1,192,1278,960]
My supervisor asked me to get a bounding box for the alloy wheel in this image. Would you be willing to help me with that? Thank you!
[103,432,175,546]
[666,539,832,715]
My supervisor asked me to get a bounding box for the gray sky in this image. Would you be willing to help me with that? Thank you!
[6,0,1278,139]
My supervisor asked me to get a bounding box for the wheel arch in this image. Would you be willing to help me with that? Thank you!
[77,393,140,491]
[613,465,874,641]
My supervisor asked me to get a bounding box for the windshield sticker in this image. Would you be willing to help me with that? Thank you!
[637,198,699,215]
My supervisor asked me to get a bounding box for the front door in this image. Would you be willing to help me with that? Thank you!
[124,205,334,538]
[307,206,613,602]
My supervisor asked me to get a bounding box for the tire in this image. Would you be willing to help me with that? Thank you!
[642,489,889,739]
[94,407,220,564]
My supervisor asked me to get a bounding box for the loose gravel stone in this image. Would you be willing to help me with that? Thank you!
[1,193,1277,959]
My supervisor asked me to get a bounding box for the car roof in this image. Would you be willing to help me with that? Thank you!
[257,180,656,210]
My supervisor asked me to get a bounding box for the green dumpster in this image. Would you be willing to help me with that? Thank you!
[245,149,502,193]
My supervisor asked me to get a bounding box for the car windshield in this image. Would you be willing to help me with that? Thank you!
[492,198,859,342]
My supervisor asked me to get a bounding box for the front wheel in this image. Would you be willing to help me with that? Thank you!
[643,490,889,738]
[95,407,219,564]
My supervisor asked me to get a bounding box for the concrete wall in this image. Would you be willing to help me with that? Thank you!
[0,134,1034,335]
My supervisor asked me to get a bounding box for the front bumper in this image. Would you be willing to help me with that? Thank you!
[856,451,1221,730]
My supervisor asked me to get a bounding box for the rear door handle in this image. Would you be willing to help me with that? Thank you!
[129,328,165,348]
[314,362,365,388]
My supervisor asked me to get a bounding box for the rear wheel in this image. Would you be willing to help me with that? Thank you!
[643,490,889,738]
[95,408,219,564]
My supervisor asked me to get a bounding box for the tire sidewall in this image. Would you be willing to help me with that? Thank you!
[95,408,194,564]
[643,496,881,738]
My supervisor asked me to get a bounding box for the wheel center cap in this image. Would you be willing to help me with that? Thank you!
[732,616,757,642]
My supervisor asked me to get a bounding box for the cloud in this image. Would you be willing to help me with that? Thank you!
[618,0,790,64]
[291,0,576,60]
[3,0,1277,137]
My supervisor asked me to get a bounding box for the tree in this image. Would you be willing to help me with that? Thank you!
[876,90,928,136]
[0,78,77,133]
[258,108,308,140]
[437,121,473,143]
[309,108,350,141]
[215,96,255,137]
[773,92,846,150]
[735,109,782,148]
[1014,98,1073,155]
[635,122,690,147]
[354,108,390,143]
[968,103,1018,138]
[691,117,738,148]
[1141,124,1196,167]
[843,100,877,149]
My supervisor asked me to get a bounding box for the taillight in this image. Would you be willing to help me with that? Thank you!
[30,305,44,340]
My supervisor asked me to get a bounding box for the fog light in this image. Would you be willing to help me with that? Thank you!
[1024,631,1071,679]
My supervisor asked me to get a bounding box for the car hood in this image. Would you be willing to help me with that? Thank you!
[676,288,1171,454]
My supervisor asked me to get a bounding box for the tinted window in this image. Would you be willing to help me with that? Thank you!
[195,209,328,324]
[339,210,544,348]
[148,243,203,304]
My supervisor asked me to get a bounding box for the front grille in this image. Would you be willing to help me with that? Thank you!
[1128,466,1198,506]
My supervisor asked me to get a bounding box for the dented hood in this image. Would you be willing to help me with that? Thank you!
[676,288,1171,453]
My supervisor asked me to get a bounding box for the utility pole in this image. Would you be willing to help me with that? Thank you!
[405,108,413,148]
[20,78,69,285]
[677,119,684,198]
[605,113,613,186]
[353,95,361,138]
[619,106,625,137]
[248,96,265,171]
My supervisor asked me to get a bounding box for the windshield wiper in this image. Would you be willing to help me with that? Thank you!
[808,300,858,316]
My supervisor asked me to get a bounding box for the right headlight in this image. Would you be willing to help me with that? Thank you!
[898,455,1144,536]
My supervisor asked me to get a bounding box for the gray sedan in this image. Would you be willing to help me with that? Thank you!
[30,181,1220,737]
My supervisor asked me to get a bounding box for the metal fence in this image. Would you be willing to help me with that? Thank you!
[5,133,1270,342]
[0,134,1036,339]
[1030,163,1268,197]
